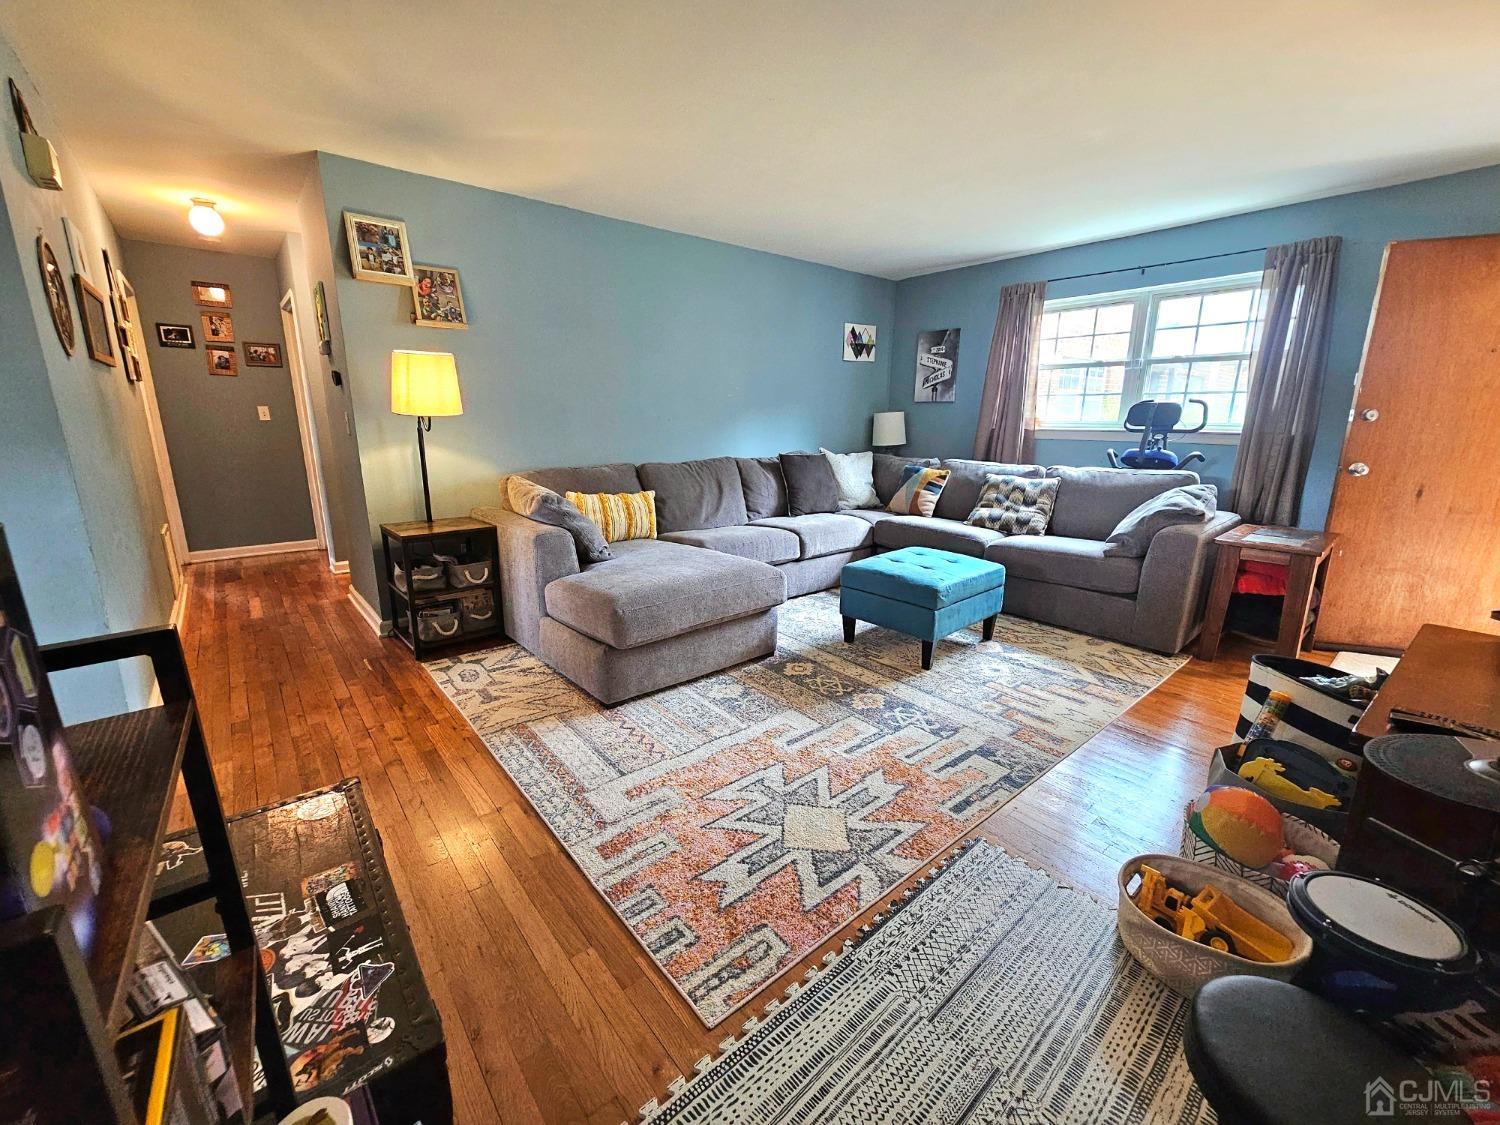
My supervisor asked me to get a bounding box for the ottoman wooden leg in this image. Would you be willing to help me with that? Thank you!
[843,616,856,643]
[920,640,934,670]
[982,614,996,641]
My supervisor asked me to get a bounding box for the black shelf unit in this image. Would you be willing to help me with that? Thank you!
[0,626,297,1121]
[380,517,503,659]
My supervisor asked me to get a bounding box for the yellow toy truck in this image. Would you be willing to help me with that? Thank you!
[1129,864,1294,963]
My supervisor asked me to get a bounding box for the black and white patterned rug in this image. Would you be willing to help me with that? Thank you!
[640,840,1213,1124]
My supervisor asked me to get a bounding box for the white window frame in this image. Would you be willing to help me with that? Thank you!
[1034,271,1264,436]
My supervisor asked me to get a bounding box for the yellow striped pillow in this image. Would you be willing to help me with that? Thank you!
[565,489,657,543]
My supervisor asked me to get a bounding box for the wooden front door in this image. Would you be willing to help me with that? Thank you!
[1318,234,1500,652]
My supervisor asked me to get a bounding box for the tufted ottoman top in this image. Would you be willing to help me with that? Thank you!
[840,546,1006,610]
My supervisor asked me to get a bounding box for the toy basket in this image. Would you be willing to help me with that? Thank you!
[1206,744,1350,840]
[1235,654,1368,764]
[1179,805,1340,897]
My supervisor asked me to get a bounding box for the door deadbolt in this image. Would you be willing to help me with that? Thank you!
[1346,462,1370,477]
[1360,408,1379,422]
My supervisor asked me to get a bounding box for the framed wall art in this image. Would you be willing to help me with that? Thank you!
[843,322,876,362]
[343,211,414,284]
[157,323,194,348]
[243,342,283,368]
[410,264,467,329]
[200,311,234,344]
[73,274,116,366]
[60,216,89,278]
[913,328,959,402]
[190,280,232,308]
[36,236,74,355]
[313,280,332,355]
[206,344,237,376]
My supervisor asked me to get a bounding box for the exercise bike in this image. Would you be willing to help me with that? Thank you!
[1106,399,1208,470]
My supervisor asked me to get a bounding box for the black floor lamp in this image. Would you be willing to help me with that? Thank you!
[390,349,463,524]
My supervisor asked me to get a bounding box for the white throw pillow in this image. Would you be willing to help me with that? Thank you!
[819,449,879,509]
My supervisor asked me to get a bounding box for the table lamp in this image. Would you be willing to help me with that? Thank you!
[872,410,906,451]
[390,349,463,523]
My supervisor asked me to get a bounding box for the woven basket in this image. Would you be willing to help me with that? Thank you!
[1179,806,1340,897]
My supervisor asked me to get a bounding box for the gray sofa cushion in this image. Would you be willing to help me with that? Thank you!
[544,539,785,650]
[501,461,643,510]
[872,453,938,505]
[839,509,893,528]
[660,524,800,565]
[936,458,1045,522]
[1103,484,1218,558]
[506,476,613,563]
[872,515,1006,558]
[751,513,873,558]
[737,456,788,521]
[779,452,842,515]
[987,535,1144,595]
[1045,466,1199,541]
[638,457,749,533]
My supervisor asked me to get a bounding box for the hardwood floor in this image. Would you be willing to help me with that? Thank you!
[173,550,1275,1124]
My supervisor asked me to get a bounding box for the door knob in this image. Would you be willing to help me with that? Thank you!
[1346,462,1370,477]
[1360,408,1379,422]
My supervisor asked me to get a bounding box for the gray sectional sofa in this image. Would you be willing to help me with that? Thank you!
[473,454,1240,703]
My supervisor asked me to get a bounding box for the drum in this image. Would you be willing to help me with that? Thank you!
[1286,870,1481,1014]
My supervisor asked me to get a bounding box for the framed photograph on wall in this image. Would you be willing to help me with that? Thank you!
[206,344,237,377]
[913,328,959,402]
[243,342,283,367]
[190,280,232,308]
[60,216,89,278]
[343,211,414,284]
[843,322,876,362]
[313,280,332,355]
[73,274,116,366]
[200,312,234,344]
[36,236,74,355]
[157,322,194,348]
[410,264,467,329]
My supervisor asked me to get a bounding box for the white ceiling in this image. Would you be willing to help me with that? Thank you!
[4,1,1499,278]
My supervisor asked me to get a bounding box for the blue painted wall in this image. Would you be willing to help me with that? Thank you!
[890,164,1500,527]
[315,153,895,611]
[0,35,174,719]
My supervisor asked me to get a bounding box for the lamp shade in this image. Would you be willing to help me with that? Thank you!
[390,350,463,417]
[872,410,906,447]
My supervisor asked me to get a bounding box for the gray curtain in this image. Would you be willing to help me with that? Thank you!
[973,280,1047,462]
[1228,236,1341,525]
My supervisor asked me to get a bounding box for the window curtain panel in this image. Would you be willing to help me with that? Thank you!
[973,280,1047,463]
[1228,236,1341,525]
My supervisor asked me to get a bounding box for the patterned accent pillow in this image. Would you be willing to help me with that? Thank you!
[966,474,1060,536]
[885,465,950,517]
[565,489,657,542]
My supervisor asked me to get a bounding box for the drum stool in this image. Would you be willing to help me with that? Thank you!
[1185,977,1428,1124]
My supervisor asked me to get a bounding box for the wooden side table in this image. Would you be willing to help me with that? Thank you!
[380,517,503,659]
[1197,524,1339,662]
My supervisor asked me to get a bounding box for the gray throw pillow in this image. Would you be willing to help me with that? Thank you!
[506,476,613,563]
[778,452,841,516]
[1102,484,1218,557]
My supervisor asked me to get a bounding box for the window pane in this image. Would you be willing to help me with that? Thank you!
[1196,322,1248,355]
[1081,394,1121,423]
[1095,302,1134,333]
[1040,312,1060,337]
[1151,326,1196,357]
[1092,331,1130,361]
[1201,288,1253,324]
[1156,295,1200,328]
[1188,360,1241,393]
[1057,308,1095,336]
[1198,394,1236,426]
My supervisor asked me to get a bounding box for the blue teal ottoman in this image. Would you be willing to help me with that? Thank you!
[839,546,1006,669]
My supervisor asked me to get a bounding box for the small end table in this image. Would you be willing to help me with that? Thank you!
[380,517,503,659]
[1196,524,1338,662]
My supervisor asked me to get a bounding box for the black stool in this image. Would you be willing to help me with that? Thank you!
[1184,976,1430,1124]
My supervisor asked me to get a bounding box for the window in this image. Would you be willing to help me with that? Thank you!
[1034,273,1264,431]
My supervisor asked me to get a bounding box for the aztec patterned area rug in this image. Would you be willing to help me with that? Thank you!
[641,841,1213,1124]
[426,593,1184,1026]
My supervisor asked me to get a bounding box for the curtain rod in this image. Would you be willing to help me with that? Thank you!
[1048,245,1268,285]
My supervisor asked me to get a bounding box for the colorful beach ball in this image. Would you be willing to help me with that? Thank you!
[1188,786,1283,868]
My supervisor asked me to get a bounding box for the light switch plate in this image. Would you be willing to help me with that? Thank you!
[257,405,271,421]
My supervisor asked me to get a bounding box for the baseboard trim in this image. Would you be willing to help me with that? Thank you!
[168,580,190,631]
[186,538,322,563]
[330,559,350,575]
[348,588,390,636]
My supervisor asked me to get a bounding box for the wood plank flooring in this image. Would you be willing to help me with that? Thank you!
[172,550,1277,1123]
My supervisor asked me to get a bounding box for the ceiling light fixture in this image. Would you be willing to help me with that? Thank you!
[187,197,225,238]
